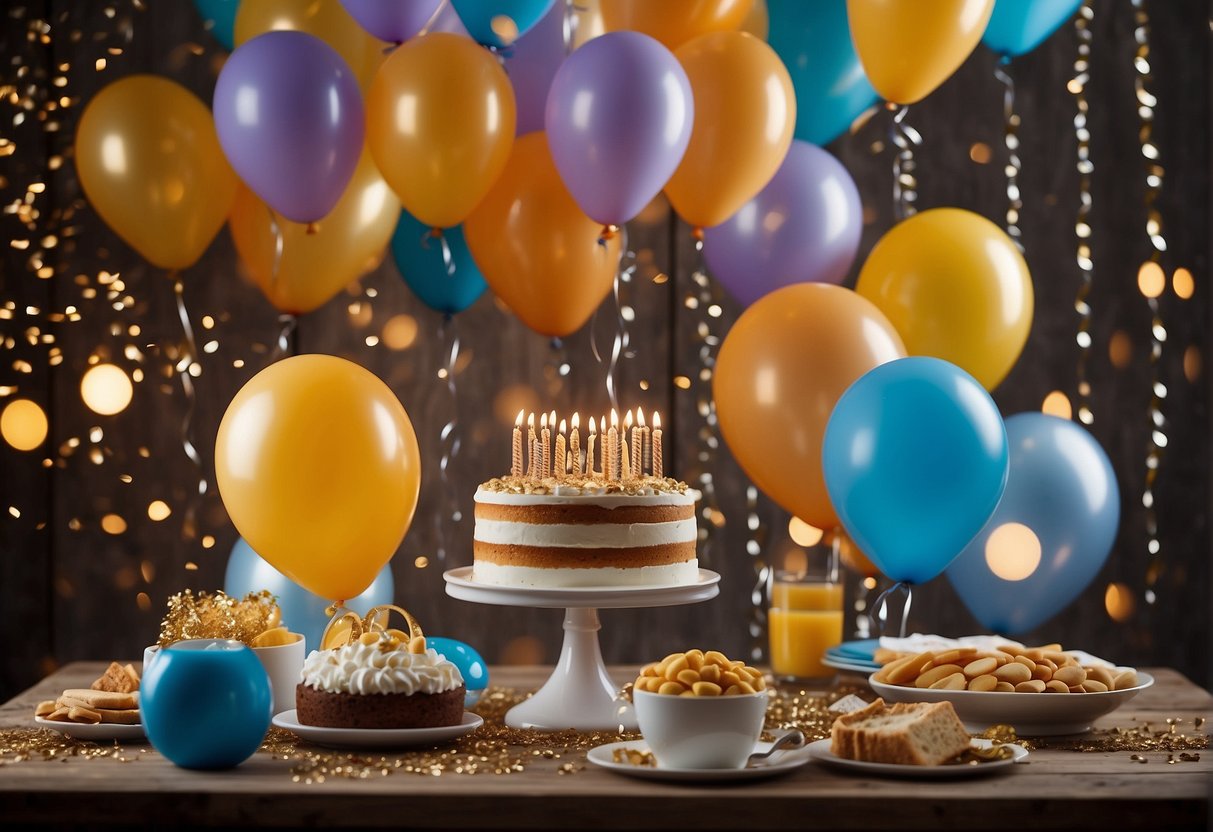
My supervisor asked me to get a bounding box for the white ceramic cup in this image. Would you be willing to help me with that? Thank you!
[633,689,769,770]
[144,635,305,715]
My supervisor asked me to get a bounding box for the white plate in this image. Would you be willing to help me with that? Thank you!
[34,716,145,742]
[443,566,720,609]
[271,710,483,749]
[809,738,1027,778]
[869,671,1154,736]
[821,655,881,674]
[587,739,811,782]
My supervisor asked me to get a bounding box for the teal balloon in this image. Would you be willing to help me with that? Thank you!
[391,210,487,315]
[982,0,1082,58]
[823,357,1009,585]
[192,0,238,50]
[767,0,879,146]
[224,537,394,652]
[427,636,490,707]
[451,0,556,48]
[947,413,1120,634]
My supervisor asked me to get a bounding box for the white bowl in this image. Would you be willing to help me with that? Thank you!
[869,671,1154,736]
[145,635,305,715]
[633,689,769,769]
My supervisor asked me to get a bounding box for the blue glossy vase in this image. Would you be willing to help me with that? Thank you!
[142,639,272,770]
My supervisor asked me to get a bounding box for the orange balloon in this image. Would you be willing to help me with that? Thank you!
[234,0,387,90]
[75,75,237,270]
[740,0,769,40]
[230,150,400,314]
[600,0,754,50]
[464,133,621,337]
[847,0,993,104]
[215,354,421,601]
[367,33,516,229]
[665,32,795,228]
[714,284,906,528]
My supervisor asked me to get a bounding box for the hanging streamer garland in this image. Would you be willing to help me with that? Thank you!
[1131,0,1168,606]
[745,484,768,662]
[594,230,636,411]
[434,316,463,563]
[688,238,722,566]
[872,581,913,639]
[888,105,921,220]
[170,273,205,544]
[1071,1,1095,426]
[993,61,1024,253]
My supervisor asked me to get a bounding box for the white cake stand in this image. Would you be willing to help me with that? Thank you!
[443,566,720,731]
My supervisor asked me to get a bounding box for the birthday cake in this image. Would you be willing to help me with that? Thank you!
[473,410,700,589]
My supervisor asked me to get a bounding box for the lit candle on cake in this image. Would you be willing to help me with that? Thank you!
[637,408,649,475]
[555,419,567,480]
[527,412,537,479]
[540,412,551,478]
[511,410,523,477]
[599,416,607,477]
[652,412,662,479]
[586,416,597,477]
[608,410,619,481]
[621,433,631,480]
[631,409,644,479]
[623,410,634,480]
[570,413,581,476]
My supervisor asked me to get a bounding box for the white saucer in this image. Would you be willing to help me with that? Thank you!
[807,738,1027,778]
[821,655,881,674]
[34,716,145,742]
[587,739,811,782]
[271,710,483,749]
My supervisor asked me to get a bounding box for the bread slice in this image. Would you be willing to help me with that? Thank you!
[91,661,140,693]
[61,689,138,710]
[831,698,971,765]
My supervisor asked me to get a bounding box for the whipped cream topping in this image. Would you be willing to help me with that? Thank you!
[300,643,463,696]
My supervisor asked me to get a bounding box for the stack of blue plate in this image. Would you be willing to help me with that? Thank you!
[821,639,881,674]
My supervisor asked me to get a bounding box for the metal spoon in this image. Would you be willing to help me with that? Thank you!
[748,729,806,765]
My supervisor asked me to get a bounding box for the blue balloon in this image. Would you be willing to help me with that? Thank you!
[225,537,394,653]
[391,211,488,315]
[427,636,490,707]
[451,0,556,48]
[947,413,1120,634]
[982,0,1082,58]
[766,0,880,146]
[192,0,238,50]
[823,357,1009,585]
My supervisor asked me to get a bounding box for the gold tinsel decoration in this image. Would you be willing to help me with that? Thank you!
[156,589,279,648]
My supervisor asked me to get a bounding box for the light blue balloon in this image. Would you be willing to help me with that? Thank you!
[451,0,556,48]
[224,537,395,653]
[982,0,1082,58]
[823,357,1009,585]
[427,636,490,707]
[767,0,880,146]
[192,0,239,50]
[391,210,487,315]
[946,413,1120,634]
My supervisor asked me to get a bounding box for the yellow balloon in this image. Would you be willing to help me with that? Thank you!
[230,149,400,314]
[215,355,421,601]
[367,33,516,229]
[75,75,236,271]
[600,0,754,50]
[714,284,906,528]
[847,0,993,104]
[464,133,620,337]
[856,208,1033,391]
[665,32,795,229]
[234,0,387,90]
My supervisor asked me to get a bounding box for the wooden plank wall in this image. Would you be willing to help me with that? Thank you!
[1,0,1209,699]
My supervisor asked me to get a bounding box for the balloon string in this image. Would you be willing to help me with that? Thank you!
[418,0,451,36]
[420,228,456,277]
[545,336,571,393]
[267,313,297,364]
[171,272,205,545]
[561,0,581,54]
[435,315,462,563]
[993,61,1024,253]
[1071,1,1095,427]
[604,226,636,411]
[888,104,920,221]
[871,581,913,639]
[745,484,768,663]
[267,205,284,291]
[690,238,721,567]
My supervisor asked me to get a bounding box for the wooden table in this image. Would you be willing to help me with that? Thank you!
[1,663,1209,830]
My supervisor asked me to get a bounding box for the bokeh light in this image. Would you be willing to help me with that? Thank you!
[1041,390,1073,420]
[80,363,133,415]
[1105,582,1135,622]
[1,398,48,451]
[984,522,1042,581]
[788,517,824,547]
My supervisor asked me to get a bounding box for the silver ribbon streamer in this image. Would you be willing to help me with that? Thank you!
[746,485,768,662]
[171,273,205,543]
[434,316,462,563]
[889,105,921,221]
[267,313,297,364]
[1072,1,1095,426]
[871,581,914,639]
[994,60,1024,252]
[592,229,636,411]
[690,239,721,566]
[420,229,456,277]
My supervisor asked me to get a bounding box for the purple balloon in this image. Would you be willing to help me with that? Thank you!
[703,141,861,307]
[545,31,692,227]
[505,1,566,135]
[214,31,364,224]
[340,0,443,43]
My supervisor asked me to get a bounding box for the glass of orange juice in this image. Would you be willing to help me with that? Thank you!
[768,560,843,683]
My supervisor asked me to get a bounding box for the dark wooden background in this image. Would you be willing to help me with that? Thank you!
[1,0,1209,701]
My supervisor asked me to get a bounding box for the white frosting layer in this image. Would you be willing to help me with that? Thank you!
[300,644,463,696]
[475,486,697,508]
[474,517,696,548]
[473,560,699,588]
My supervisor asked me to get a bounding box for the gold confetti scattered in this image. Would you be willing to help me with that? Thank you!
[156,589,279,648]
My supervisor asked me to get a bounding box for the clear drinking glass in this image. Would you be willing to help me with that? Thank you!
[768,549,843,683]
